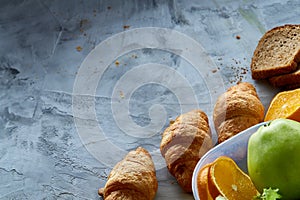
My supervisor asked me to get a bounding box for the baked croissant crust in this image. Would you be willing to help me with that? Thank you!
[213,82,264,143]
[99,147,158,200]
[160,110,213,192]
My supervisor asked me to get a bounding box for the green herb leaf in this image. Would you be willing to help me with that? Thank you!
[254,188,281,200]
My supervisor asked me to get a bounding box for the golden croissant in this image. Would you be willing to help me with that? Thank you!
[213,82,264,143]
[160,109,213,192]
[99,147,158,200]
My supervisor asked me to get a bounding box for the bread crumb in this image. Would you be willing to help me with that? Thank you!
[119,91,124,99]
[76,46,83,52]
[80,19,89,28]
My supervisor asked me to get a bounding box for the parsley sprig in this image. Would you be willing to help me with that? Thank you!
[254,188,281,200]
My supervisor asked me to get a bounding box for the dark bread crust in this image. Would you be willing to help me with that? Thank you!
[269,67,300,87]
[282,83,300,90]
[251,62,298,80]
[251,24,300,80]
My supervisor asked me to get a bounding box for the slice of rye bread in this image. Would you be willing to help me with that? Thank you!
[251,24,300,80]
[284,83,300,90]
[269,65,300,87]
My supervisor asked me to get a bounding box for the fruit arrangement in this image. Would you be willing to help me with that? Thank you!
[196,118,300,200]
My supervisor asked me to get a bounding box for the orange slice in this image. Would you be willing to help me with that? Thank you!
[209,156,259,200]
[265,88,300,122]
[197,163,214,200]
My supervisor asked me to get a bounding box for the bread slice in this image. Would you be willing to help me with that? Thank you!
[282,82,300,90]
[251,24,300,80]
[269,65,300,87]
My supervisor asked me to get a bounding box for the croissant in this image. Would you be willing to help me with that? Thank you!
[99,147,158,200]
[160,110,213,192]
[213,82,264,143]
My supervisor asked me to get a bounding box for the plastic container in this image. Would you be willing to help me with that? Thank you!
[192,122,267,199]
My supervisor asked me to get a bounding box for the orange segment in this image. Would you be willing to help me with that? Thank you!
[265,88,300,122]
[197,163,214,200]
[209,156,259,200]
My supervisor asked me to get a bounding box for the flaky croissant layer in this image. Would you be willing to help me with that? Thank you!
[213,82,264,143]
[99,147,158,200]
[160,109,213,192]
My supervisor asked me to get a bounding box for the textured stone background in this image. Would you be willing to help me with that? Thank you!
[0,0,300,199]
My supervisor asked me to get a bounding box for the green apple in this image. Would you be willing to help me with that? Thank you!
[248,119,300,200]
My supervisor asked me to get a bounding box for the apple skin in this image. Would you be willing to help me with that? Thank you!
[248,119,300,200]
